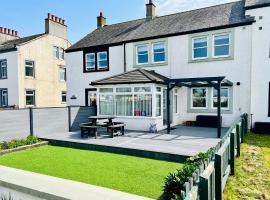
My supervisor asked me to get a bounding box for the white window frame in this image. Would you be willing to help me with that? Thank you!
[25,89,35,106]
[97,51,108,70]
[191,88,208,109]
[136,44,149,65]
[152,42,166,64]
[59,48,64,60]
[61,91,67,104]
[53,46,59,59]
[192,36,209,60]
[212,33,231,58]
[59,66,66,82]
[0,60,7,79]
[211,87,230,110]
[85,53,96,71]
[173,89,178,114]
[25,60,35,78]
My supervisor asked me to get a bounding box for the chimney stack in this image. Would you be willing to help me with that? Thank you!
[45,13,67,40]
[0,27,19,44]
[97,12,106,28]
[146,0,156,19]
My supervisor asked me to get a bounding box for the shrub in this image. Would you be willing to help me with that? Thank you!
[0,136,40,150]
[163,148,214,200]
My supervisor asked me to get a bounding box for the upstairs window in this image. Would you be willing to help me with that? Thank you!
[0,60,7,79]
[54,46,64,60]
[153,43,166,63]
[98,52,108,69]
[136,45,149,65]
[84,49,109,72]
[59,66,66,81]
[192,37,208,60]
[61,91,67,103]
[85,53,95,71]
[0,89,8,107]
[213,34,230,57]
[191,88,207,109]
[25,60,35,78]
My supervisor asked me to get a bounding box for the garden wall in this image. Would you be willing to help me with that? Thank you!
[0,106,96,142]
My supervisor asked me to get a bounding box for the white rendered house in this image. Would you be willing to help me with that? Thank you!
[66,0,270,132]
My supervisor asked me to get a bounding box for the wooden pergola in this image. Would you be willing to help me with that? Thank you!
[166,76,233,138]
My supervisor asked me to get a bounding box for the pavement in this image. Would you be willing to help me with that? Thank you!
[0,166,153,200]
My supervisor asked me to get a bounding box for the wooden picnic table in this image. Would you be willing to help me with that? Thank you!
[88,116,115,126]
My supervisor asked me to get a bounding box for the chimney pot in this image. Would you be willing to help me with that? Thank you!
[55,16,58,22]
[48,13,51,19]
[62,19,65,25]
[15,31,18,37]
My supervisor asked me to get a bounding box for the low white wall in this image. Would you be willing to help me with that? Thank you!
[0,186,44,200]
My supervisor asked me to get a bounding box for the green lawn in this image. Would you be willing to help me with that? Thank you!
[0,146,182,198]
[224,132,270,200]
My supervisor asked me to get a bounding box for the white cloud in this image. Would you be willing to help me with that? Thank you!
[154,0,239,16]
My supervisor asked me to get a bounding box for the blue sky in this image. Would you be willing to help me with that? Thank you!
[0,0,237,44]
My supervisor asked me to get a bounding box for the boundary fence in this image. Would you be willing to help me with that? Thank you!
[180,113,248,200]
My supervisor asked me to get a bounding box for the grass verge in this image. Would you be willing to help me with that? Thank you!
[224,132,270,200]
[0,146,182,198]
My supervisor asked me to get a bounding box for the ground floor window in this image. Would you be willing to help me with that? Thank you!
[134,94,152,117]
[212,88,229,109]
[25,90,35,106]
[268,82,270,117]
[191,88,207,109]
[156,94,161,117]
[0,89,8,107]
[61,91,67,103]
[116,95,133,116]
[99,94,114,115]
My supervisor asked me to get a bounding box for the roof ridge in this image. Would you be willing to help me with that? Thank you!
[1,33,45,45]
[138,69,158,81]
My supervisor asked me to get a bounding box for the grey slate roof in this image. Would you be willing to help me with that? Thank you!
[245,0,270,8]
[67,1,254,52]
[90,69,169,85]
[0,34,44,52]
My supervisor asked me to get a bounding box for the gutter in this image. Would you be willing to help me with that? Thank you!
[0,47,17,54]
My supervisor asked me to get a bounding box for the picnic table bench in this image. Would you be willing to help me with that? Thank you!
[108,123,126,138]
[80,122,100,139]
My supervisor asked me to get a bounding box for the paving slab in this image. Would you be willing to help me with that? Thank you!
[0,166,153,200]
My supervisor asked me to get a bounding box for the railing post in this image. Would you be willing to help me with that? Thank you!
[230,132,235,175]
[236,124,241,157]
[29,107,34,136]
[199,176,209,200]
[68,106,71,132]
[215,153,222,200]
[241,117,245,143]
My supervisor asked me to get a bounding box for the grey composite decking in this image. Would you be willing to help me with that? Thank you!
[39,126,228,161]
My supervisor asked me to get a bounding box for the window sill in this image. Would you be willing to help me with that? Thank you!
[83,68,109,73]
[134,62,168,68]
[187,108,233,114]
[25,77,35,80]
[189,56,233,63]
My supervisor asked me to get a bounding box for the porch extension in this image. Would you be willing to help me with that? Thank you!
[39,126,228,162]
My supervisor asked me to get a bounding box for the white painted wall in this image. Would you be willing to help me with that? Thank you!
[247,7,270,124]
[0,51,19,106]
[66,45,124,106]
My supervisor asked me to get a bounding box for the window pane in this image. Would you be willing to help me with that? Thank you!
[98,60,108,68]
[213,88,229,108]
[99,94,114,115]
[214,45,230,57]
[193,98,206,108]
[99,88,113,93]
[137,45,148,64]
[25,67,34,77]
[116,95,133,116]
[156,94,161,116]
[1,61,7,78]
[154,53,165,63]
[98,52,108,69]
[86,53,95,69]
[61,91,67,103]
[193,88,206,98]
[116,88,132,93]
[214,35,229,46]
[193,38,207,48]
[137,46,148,53]
[138,55,148,64]
[156,87,161,92]
[1,90,8,107]
[99,52,107,60]
[25,90,35,106]
[59,67,66,81]
[194,48,207,58]
[134,94,152,117]
[192,88,207,108]
[134,87,151,92]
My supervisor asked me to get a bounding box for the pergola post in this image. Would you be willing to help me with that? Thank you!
[167,83,171,134]
[217,80,222,138]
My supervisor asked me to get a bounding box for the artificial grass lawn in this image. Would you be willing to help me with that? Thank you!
[224,132,270,200]
[0,146,182,198]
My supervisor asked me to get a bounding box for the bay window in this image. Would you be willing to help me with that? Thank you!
[213,34,230,57]
[116,95,133,116]
[134,94,152,117]
[212,88,229,109]
[153,43,166,63]
[156,94,161,117]
[99,88,114,115]
[136,45,149,65]
[191,88,207,108]
[192,37,208,59]
[0,60,7,79]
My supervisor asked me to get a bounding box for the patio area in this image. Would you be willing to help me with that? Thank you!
[39,125,228,161]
